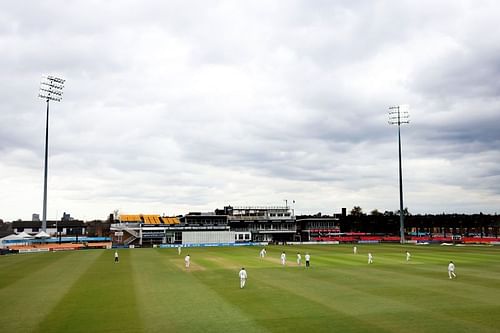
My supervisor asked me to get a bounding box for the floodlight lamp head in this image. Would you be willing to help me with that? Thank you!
[39,87,63,96]
[41,81,64,90]
[39,75,65,102]
[388,105,410,126]
[38,93,62,102]
[46,75,66,84]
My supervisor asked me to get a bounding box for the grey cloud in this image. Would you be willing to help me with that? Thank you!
[413,48,500,100]
[1,1,500,220]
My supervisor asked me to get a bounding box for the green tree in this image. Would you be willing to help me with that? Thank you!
[350,206,365,216]
[395,207,411,216]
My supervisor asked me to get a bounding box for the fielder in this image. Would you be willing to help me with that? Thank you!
[260,248,267,258]
[448,261,457,279]
[297,252,302,266]
[185,254,191,268]
[353,246,357,254]
[281,251,286,266]
[114,251,119,263]
[239,267,248,288]
[177,245,182,255]
[368,252,373,264]
[406,251,411,262]
[305,253,310,267]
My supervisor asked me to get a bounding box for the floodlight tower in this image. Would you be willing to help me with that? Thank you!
[388,105,409,244]
[38,75,65,232]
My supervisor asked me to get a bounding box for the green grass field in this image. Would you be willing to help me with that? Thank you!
[1,244,499,333]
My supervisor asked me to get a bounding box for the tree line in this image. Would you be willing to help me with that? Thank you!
[341,206,500,237]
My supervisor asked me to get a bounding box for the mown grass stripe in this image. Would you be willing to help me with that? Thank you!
[188,246,406,332]
[252,263,499,332]
[0,252,71,290]
[130,248,269,333]
[207,265,404,333]
[34,249,142,333]
[0,251,100,332]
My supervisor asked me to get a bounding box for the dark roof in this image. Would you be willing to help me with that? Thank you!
[12,220,85,228]
[295,216,339,222]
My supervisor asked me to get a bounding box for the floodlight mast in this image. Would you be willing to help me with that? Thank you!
[388,105,409,244]
[38,76,65,232]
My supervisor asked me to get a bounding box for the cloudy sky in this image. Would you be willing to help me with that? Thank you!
[1,1,499,221]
